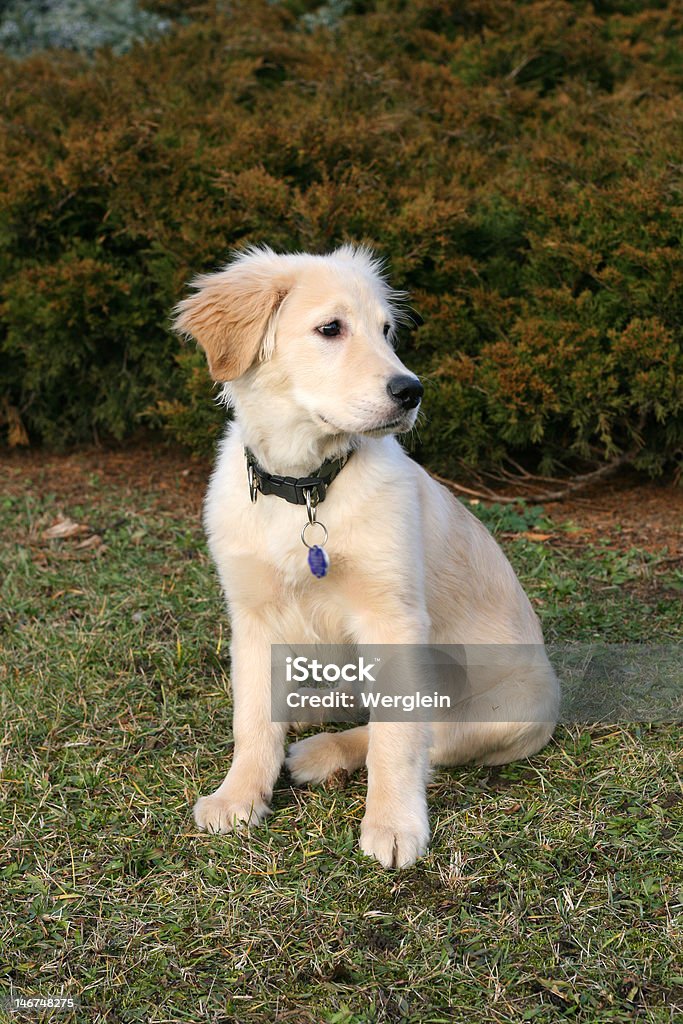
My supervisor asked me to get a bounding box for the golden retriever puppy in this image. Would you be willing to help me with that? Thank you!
[174,245,559,869]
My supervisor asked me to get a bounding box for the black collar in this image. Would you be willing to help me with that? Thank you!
[245,447,353,506]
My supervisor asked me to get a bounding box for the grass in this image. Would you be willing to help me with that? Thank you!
[0,463,681,1023]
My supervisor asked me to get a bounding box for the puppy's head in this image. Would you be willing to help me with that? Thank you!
[173,245,422,438]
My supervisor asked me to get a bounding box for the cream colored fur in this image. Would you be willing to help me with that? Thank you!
[174,245,559,869]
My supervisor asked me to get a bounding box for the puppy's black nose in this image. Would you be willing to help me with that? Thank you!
[387,375,424,410]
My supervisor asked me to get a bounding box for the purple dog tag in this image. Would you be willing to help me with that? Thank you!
[307,545,329,578]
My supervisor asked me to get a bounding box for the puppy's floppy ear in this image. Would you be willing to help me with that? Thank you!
[173,248,290,381]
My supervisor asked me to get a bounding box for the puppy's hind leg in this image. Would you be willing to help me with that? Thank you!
[287,725,369,784]
[430,648,560,768]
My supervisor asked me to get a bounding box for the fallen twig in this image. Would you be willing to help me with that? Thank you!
[429,449,638,504]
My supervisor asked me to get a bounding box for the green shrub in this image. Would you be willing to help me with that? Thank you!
[1,0,681,475]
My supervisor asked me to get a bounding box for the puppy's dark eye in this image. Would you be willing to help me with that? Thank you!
[317,320,342,338]
[383,323,392,338]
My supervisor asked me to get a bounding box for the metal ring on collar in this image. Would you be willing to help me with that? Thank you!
[247,463,259,503]
[305,488,319,524]
[301,520,328,549]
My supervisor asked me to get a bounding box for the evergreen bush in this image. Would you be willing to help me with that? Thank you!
[1,0,681,475]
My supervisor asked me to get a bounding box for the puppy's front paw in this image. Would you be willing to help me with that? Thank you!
[193,790,270,834]
[359,813,430,869]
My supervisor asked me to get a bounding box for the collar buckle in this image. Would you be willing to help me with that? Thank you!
[244,447,353,507]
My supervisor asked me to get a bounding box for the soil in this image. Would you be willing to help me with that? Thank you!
[1,443,209,520]
[1,443,681,556]
[536,470,681,556]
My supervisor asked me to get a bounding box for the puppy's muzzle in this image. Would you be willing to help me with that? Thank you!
[387,375,424,411]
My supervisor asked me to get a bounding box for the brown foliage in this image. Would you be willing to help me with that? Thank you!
[1,0,681,475]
